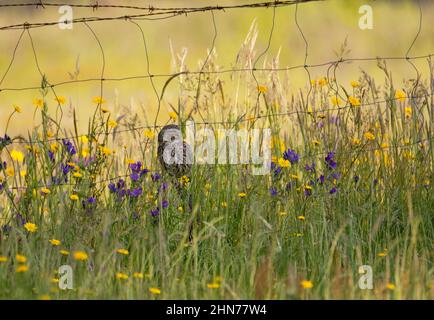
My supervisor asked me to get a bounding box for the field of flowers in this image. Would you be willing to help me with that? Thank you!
[0,2,433,301]
[0,57,432,299]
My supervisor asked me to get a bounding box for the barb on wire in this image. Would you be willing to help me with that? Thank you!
[0,0,322,31]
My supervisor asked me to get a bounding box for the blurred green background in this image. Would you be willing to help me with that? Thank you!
[0,0,433,136]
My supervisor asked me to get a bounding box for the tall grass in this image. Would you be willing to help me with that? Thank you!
[0,25,432,300]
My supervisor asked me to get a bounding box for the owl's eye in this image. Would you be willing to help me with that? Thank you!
[171,136,176,141]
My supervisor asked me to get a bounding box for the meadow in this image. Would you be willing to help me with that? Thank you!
[0,0,433,300]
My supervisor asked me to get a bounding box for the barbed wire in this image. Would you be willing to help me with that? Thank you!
[0,0,323,31]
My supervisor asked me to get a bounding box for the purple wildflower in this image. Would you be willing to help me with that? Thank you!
[283,149,299,164]
[62,139,76,156]
[61,163,74,175]
[162,200,169,209]
[332,172,341,180]
[117,179,126,189]
[82,197,96,209]
[130,162,142,173]
[151,208,160,217]
[269,187,278,196]
[354,175,360,183]
[325,152,337,170]
[151,173,161,182]
[274,166,282,176]
[129,187,143,197]
[48,151,55,162]
[329,187,337,194]
[108,183,117,193]
[0,134,12,149]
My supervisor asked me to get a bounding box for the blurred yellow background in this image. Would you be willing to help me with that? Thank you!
[0,0,433,136]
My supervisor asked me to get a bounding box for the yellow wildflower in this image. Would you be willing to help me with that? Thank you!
[13,104,22,113]
[133,272,144,279]
[6,167,14,177]
[38,295,51,300]
[168,112,178,120]
[73,172,82,178]
[143,130,155,139]
[49,239,61,246]
[257,85,268,93]
[386,283,396,291]
[297,215,305,221]
[179,175,190,185]
[73,251,88,261]
[80,136,89,144]
[59,250,70,256]
[0,256,8,263]
[16,254,27,263]
[16,265,29,273]
[116,249,129,255]
[238,192,247,198]
[115,272,129,280]
[100,146,112,156]
[349,96,361,106]
[207,283,220,289]
[40,187,51,195]
[317,77,327,86]
[93,96,106,104]
[395,90,406,102]
[350,80,360,88]
[149,287,161,295]
[404,106,412,118]
[33,98,44,108]
[54,96,66,105]
[70,194,79,201]
[352,137,361,145]
[24,222,37,233]
[108,120,118,128]
[10,150,24,162]
[330,96,342,106]
[364,132,375,141]
[279,212,288,217]
[300,280,314,289]
[278,158,291,168]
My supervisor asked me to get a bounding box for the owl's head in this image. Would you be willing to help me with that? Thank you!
[158,124,182,145]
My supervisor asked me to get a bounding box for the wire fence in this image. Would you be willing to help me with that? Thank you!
[0,0,432,192]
